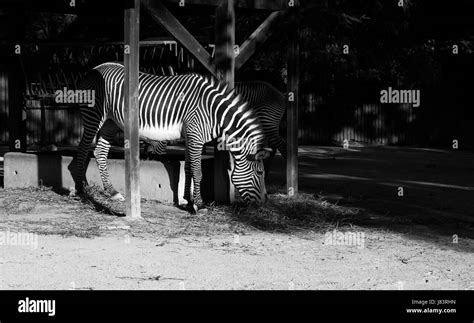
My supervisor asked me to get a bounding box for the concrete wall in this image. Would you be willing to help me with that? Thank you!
[4,152,214,204]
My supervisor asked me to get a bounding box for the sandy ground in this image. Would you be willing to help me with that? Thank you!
[1,229,473,290]
[1,146,473,290]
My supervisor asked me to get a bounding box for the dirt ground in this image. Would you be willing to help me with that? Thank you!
[0,146,473,290]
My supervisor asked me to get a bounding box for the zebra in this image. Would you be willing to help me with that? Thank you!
[145,81,286,163]
[75,62,269,210]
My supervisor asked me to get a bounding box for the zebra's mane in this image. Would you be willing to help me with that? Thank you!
[201,76,266,155]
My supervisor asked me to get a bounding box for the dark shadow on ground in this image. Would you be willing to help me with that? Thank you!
[266,145,474,251]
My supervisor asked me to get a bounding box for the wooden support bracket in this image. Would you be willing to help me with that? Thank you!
[235,11,284,70]
[142,0,217,77]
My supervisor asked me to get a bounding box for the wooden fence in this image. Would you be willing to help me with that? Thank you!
[0,68,8,144]
[24,100,126,147]
[25,103,83,146]
[20,98,417,148]
[4,94,419,147]
[1,60,418,148]
[298,93,416,146]
[0,41,422,148]
[0,41,194,146]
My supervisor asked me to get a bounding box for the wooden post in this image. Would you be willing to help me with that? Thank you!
[124,0,141,218]
[7,8,26,153]
[214,0,236,204]
[286,9,299,197]
[40,99,46,147]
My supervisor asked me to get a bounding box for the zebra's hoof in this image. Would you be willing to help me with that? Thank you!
[185,203,198,214]
[68,187,77,197]
[111,192,125,202]
[195,201,205,210]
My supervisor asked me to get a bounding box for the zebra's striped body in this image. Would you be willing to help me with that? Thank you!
[235,81,286,158]
[146,81,286,160]
[76,62,268,208]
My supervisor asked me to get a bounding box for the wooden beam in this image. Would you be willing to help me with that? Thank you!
[19,37,211,47]
[8,0,316,14]
[7,8,26,153]
[162,0,221,6]
[8,56,26,153]
[235,10,284,70]
[286,10,299,197]
[124,0,141,218]
[161,0,292,10]
[19,39,178,47]
[214,0,235,204]
[21,0,127,15]
[40,100,46,147]
[234,0,289,10]
[142,0,217,77]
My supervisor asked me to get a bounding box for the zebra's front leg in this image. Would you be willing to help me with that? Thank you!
[183,148,192,205]
[184,140,204,212]
[94,120,124,201]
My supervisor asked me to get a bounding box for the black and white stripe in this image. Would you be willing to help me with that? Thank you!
[147,81,286,159]
[76,62,268,208]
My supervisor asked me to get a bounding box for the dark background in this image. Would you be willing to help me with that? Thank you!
[0,0,473,149]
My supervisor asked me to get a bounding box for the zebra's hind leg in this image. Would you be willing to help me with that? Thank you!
[75,115,102,195]
[94,119,124,201]
[183,144,195,213]
[145,140,167,160]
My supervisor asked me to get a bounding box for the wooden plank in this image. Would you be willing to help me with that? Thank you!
[162,0,220,6]
[124,1,141,218]
[235,11,284,70]
[286,10,299,197]
[40,100,46,147]
[20,38,183,47]
[23,0,127,15]
[142,0,217,77]
[14,0,324,14]
[214,0,235,204]
[7,8,26,152]
[234,0,297,10]
[161,0,290,10]
[0,67,8,143]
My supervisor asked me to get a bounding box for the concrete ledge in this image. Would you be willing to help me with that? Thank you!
[4,152,214,204]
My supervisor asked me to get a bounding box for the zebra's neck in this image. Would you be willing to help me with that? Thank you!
[202,79,264,157]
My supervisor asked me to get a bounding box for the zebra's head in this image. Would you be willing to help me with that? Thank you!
[220,97,270,203]
[203,78,270,203]
[231,146,271,203]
